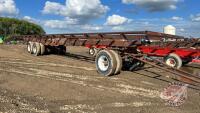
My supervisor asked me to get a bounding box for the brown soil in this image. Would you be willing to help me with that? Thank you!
[0,45,199,113]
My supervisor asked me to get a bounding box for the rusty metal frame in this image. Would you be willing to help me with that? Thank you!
[14,31,191,48]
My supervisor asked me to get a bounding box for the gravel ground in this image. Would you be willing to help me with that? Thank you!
[0,45,199,113]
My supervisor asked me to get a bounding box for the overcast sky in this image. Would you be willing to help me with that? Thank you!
[0,0,200,37]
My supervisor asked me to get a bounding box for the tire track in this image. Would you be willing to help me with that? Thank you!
[0,65,160,99]
[0,60,95,71]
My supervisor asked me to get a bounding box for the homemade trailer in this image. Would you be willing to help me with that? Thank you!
[12,31,200,87]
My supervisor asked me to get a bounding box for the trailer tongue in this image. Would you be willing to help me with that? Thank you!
[11,31,200,89]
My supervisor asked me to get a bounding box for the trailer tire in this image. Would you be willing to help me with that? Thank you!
[96,50,117,76]
[27,42,33,54]
[32,42,41,56]
[40,43,45,55]
[89,48,98,57]
[110,50,122,75]
[164,53,182,69]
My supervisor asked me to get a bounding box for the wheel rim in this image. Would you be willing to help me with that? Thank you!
[166,58,176,67]
[98,55,110,71]
[89,49,95,55]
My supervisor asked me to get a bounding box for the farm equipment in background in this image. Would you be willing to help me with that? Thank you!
[11,31,200,89]
[0,36,4,44]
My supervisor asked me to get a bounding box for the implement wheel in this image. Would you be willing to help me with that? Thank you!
[89,47,98,57]
[32,42,41,56]
[95,50,117,76]
[164,53,182,69]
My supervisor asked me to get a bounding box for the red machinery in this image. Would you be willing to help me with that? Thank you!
[83,32,200,69]
[138,45,200,68]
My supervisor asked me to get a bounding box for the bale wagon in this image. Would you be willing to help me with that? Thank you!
[12,31,200,88]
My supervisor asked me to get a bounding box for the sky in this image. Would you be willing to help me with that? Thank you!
[0,0,200,37]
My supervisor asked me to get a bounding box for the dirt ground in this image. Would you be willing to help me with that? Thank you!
[0,45,199,113]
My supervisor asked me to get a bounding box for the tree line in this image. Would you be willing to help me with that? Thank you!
[0,17,45,37]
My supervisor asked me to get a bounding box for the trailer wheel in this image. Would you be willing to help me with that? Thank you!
[110,50,122,75]
[32,42,41,56]
[89,48,98,57]
[95,50,117,76]
[40,43,45,55]
[27,42,33,54]
[164,53,182,69]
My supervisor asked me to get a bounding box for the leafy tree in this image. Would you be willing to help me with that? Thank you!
[0,17,45,37]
